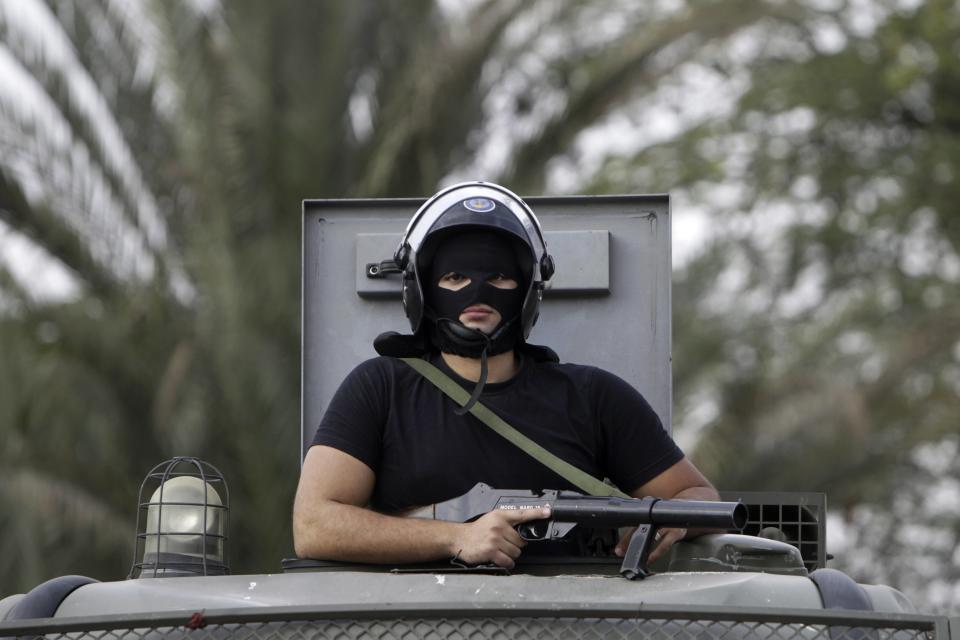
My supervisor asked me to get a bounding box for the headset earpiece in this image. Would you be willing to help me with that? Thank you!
[540,254,555,281]
[394,243,410,270]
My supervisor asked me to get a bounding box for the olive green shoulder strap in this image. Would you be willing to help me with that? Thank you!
[400,357,629,499]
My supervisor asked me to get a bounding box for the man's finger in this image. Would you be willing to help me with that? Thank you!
[502,526,527,549]
[499,506,551,524]
[492,551,516,569]
[648,527,686,563]
[614,527,637,557]
[500,539,524,560]
[647,538,669,563]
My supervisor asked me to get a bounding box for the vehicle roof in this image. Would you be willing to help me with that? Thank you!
[54,570,832,617]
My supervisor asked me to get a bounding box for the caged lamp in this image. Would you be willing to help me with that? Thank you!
[129,457,229,578]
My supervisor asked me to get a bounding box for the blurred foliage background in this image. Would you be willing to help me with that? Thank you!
[0,0,956,612]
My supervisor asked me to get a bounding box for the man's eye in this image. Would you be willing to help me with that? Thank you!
[441,272,465,283]
[488,274,518,289]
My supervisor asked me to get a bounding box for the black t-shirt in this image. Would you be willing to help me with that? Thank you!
[311,353,683,512]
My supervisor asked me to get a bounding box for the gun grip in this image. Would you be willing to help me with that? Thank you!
[619,524,655,580]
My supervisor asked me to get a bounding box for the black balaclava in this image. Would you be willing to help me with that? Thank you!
[426,229,525,357]
[422,229,527,413]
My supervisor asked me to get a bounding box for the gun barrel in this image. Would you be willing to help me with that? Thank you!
[651,499,747,530]
[550,496,746,530]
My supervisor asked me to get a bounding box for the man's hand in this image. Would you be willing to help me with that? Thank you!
[453,507,551,569]
[616,457,721,564]
[614,526,687,563]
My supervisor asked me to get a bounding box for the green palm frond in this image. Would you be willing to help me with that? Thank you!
[354,0,529,196]
[0,168,117,297]
[0,1,184,291]
[503,0,809,192]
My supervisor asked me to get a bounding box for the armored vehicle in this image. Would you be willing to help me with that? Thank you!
[1,191,956,639]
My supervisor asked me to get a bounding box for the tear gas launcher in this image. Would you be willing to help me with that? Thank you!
[431,483,748,580]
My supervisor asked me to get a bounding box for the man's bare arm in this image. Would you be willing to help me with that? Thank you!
[633,457,719,502]
[292,445,548,568]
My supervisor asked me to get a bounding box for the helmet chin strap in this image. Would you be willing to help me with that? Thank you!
[432,315,518,416]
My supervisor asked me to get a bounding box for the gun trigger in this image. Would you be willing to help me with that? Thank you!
[516,521,548,540]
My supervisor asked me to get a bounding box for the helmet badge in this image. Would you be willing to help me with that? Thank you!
[462,197,496,213]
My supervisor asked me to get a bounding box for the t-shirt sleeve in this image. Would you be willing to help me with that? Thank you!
[589,367,684,493]
[310,358,388,472]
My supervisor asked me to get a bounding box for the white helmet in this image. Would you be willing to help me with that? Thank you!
[394,181,555,341]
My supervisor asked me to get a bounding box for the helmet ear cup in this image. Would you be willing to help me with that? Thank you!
[519,285,542,339]
[401,267,423,332]
[540,253,555,281]
[394,243,410,271]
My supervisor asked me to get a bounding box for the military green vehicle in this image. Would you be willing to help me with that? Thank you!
[1,188,956,639]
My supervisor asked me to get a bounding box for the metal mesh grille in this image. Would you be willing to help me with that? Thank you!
[721,491,827,572]
[2,616,935,640]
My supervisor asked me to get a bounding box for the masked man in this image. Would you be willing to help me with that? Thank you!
[293,182,718,569]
